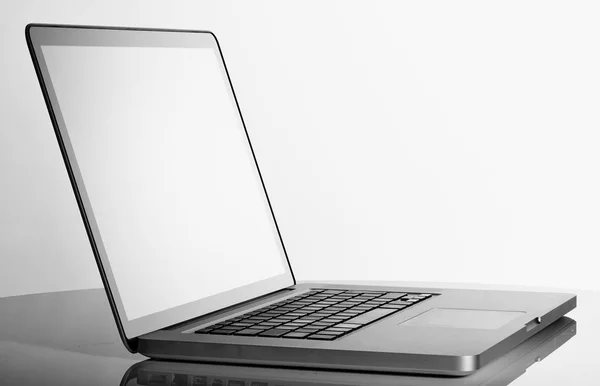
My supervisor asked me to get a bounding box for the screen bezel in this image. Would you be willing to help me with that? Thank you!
[26,24,296,351]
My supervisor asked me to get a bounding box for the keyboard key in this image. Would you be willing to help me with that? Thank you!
[245,317,267,322]
[320,327,346,334]
[334,323,362,329]
[325,327,352,332]
[320,311,338,315]
[308,334,337,340]
[235,328,265,336]
[303,306,321,311]
[277,325,299,330]
[320,318,342,323]
[299,326,323,331]
[285,312,306,317]
[313,321,336,327]
[210,328,237,335]
[278,315,296,320]
[332,317,351,322]
[368,298,388,303]
[344,310,363,315]
[283,322,307,327]
[257,321,280,325]
[294,328,320,334]
[255,324,277,329]
[284,331,310,338]
[259,329,289,337]
[294,318,315,322]
[261,322,284,327]
[388,301,413,306]
[229,322,253,327]
[350,305,372,310]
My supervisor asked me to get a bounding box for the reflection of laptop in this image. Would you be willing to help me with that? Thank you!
[123,317,576,386]
[26,24,576,375]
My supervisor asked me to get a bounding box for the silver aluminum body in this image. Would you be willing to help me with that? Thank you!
[139,282,575,375]
[126,316,576,385]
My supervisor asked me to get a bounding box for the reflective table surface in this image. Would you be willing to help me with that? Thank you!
[0,284,597,385]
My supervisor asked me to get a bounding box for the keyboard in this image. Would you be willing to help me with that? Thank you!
[194,289,435,341]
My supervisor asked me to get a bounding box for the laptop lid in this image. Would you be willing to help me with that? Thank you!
[26,24,295,349]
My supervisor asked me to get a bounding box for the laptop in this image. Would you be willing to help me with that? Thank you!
[26,24,576,375]
[122,317,576,386]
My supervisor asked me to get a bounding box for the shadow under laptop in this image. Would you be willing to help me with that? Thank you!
[121,316,575,386]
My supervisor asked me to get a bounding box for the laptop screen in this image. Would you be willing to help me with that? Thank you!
[34,30,293,337]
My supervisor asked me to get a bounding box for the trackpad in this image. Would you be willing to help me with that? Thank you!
[401,308,525,329]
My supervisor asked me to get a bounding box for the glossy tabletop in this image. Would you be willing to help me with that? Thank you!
[0,283,597,385]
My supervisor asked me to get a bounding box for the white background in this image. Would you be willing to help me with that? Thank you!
[1,0,599,298]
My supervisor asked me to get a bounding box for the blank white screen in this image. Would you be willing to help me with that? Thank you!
[41,45,288,321]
